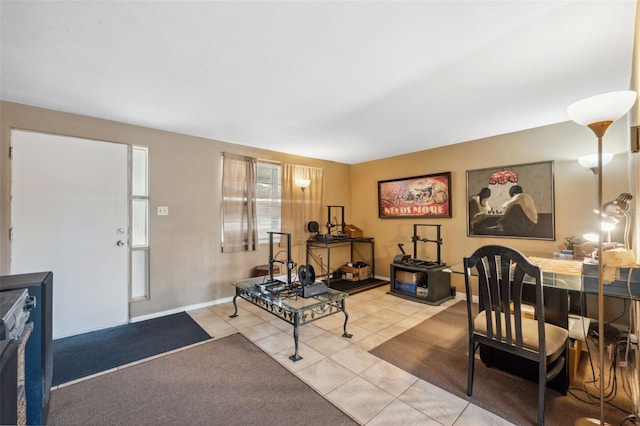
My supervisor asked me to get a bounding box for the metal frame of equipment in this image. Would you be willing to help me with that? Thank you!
[410,223,444,266]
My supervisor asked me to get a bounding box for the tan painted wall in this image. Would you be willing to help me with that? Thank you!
[0,102,633,319]
[350,119,631,295]
[0,101,351,317]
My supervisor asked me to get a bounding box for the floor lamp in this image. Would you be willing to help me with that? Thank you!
[295,178,311,270]
[578,153,614,176]
[568,90,637,425]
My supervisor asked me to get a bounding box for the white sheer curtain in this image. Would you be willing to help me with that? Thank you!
[221,152,258,253]
[281,164,323,253]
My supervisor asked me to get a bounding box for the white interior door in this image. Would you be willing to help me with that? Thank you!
[10,130,129,339]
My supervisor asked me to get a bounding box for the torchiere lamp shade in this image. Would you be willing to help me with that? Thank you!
[568,91,637,126]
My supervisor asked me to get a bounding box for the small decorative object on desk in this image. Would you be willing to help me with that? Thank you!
[563,236,576,250]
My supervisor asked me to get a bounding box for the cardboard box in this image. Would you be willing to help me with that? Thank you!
[395,270,426,284]
[341,265,371,282]
[344,224,363,238]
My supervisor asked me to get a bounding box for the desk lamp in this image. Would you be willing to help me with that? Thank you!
[602,193,633,249]
[568,90,637,425]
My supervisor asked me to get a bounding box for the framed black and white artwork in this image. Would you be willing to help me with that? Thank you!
[466,161,555,240]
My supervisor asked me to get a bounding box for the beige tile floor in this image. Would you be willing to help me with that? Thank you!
[188,285,514,426]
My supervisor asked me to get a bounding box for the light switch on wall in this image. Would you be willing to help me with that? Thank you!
[157,206,169,216]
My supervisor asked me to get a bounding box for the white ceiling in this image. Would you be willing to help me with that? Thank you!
[1,1,636,164]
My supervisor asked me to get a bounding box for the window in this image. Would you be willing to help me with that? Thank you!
[221,153,281,251]
[131,145,149,300]
[256,161,281,244]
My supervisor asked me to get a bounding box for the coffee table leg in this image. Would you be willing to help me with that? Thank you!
[289,312,303,362]
[342,300,353,338]
[229,293,239,318]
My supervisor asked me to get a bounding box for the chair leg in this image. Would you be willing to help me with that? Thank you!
[538,363,546,426]
[467,339,476,396]
[562,341,570,396]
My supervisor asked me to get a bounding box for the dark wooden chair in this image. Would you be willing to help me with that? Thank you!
[463,245,569,426]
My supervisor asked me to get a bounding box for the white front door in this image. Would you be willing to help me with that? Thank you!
[10,130,129,339]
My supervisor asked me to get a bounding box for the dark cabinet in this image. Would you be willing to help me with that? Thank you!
[390,262,453,305]
[0,272,53,426]
[0,339,19,425]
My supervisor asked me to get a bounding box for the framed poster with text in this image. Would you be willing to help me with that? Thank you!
[378,172,451,219]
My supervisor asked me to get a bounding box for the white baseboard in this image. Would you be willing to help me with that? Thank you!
[130,296,234,323]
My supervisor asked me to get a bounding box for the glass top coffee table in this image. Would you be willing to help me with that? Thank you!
[231,276,352,361]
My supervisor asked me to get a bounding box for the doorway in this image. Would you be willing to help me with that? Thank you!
[10,130,129,338]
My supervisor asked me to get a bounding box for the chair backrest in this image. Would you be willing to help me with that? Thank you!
[463,245,545,357]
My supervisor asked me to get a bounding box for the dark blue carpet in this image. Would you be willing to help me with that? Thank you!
[329,277,388,294]
[53,312,211,386]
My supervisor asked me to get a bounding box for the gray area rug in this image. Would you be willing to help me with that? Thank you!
[370,301,633,426]
[48,333,357,426]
